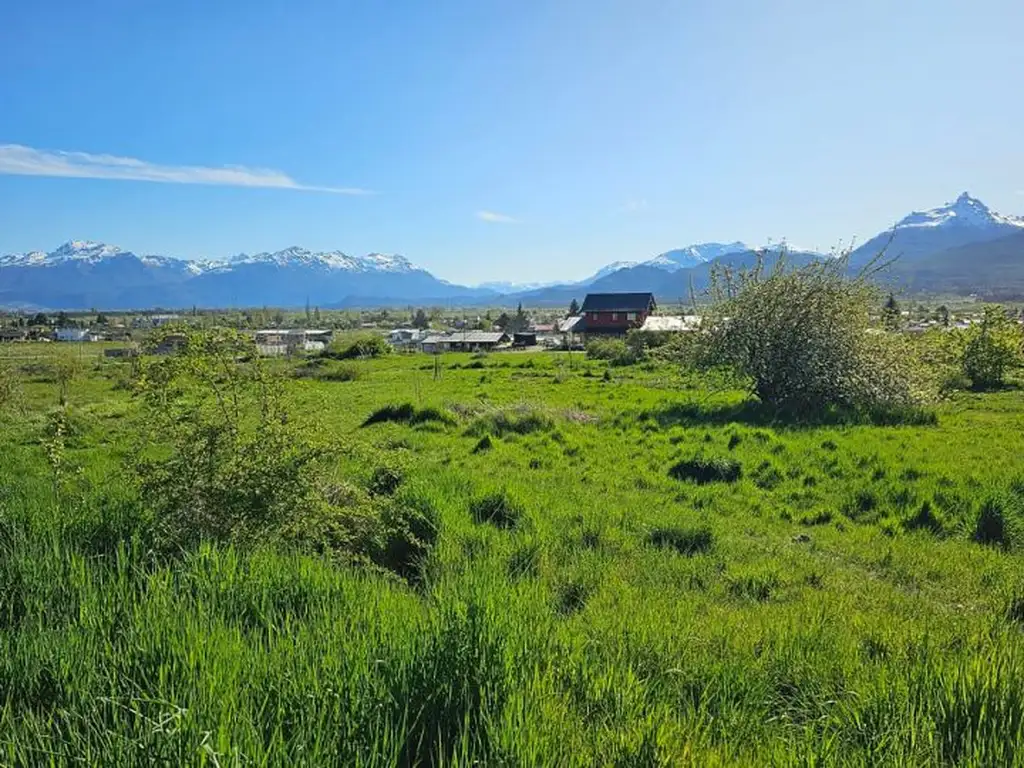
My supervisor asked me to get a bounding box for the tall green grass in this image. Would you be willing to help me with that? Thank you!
[2,345,1024,764]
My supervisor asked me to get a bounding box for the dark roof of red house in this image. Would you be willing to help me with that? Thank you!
[580,292,657,313]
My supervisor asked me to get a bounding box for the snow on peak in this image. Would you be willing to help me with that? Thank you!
[896,192,1024,230]
[51,240,125,262]
[644,242,751,272]
[226,247,413,273]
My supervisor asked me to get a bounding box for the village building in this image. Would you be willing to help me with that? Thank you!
[254,329,334,356]
[55,327,101,342]
[420,331,510,354]
[0,328,29,342]
[578,292,657,335]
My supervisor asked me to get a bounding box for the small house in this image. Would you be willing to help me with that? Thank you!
[419,331,510,353]
[0,328,28,342]
[513,332,538,347]
[55,328,93,342]
[578,293,657,335]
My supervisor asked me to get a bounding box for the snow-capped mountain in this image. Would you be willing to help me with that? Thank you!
[896,192,1024,230]
[222,246,415,273]
[850,192,1024,267]
[642,242,750,272]
[0,241,483,309]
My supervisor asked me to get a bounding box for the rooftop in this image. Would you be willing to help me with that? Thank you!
[580,292,657,313]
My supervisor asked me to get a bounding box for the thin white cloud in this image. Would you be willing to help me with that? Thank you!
[476,210,517,223]
[0,143,372,194]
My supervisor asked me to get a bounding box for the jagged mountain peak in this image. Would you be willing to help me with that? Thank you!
[897,192,1024,230]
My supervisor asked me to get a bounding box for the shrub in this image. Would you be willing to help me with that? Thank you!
[131,328,348,552]
[368,463,405,496]
[695,249,935,417]
[374,491,440,585]
[469,490,524,529]
[323,333,392,360]
[586,338,638,366]
[669,456,742,484]
[647,525,714,556]
[472,435,494,453]
[960,306,1023,390]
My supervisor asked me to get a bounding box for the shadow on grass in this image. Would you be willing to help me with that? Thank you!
[361,403,456,428]
[642,399,937,429]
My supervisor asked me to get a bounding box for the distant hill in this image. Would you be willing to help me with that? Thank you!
[880,230,1024,299]
[4,192,1024,309]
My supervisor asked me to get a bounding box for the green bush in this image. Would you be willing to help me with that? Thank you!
[695,249,936,416]
[960,307,1023,390]
[323,333,392,360]
[586,338,638,366]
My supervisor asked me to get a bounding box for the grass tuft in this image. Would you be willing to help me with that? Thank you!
[668,456,742,485]
[469,490,524,529]
[647,525,714,556]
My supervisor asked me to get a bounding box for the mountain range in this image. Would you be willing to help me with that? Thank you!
[2,192,1022,310]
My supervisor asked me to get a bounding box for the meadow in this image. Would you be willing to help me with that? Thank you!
[2,340,1024,766]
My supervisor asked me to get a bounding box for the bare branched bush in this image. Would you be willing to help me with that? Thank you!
[695,249,935,417]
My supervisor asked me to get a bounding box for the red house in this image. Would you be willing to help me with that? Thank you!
[579,292,657,335]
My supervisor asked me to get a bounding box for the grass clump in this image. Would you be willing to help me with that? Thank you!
[647,525,714,556]
[974,484,1024,550]
[363,403,455,427]
[469,490,524,529]
[464,404,555,438]
[669,455,742,485]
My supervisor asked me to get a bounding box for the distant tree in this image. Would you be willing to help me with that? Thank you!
[30,313,49,327]
[55,311,72,328]
[960,305,1023,390]
[882,294,902,331]
[508,302,530,333]
[568,298,580,317]
[313,306,322,324]
[272,310,285,326]
[935,305,951,327]
[495,312,511,331]
[95,312,109,325]
[412,308,430,329]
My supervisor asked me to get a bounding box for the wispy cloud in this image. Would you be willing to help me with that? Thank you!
[0,144,372,194]
[621,199,648,212]
[476,210,517,223]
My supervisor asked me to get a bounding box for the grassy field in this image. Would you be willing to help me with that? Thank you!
[2,342,1024,765]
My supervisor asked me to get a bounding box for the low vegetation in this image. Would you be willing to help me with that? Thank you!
[1,284,1024,763]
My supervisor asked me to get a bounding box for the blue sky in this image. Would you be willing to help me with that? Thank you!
[2,0,1022,284]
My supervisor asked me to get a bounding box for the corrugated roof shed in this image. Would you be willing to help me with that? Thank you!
[558,316,584,333]
[640,315,701,332]
[580,292,657,312]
